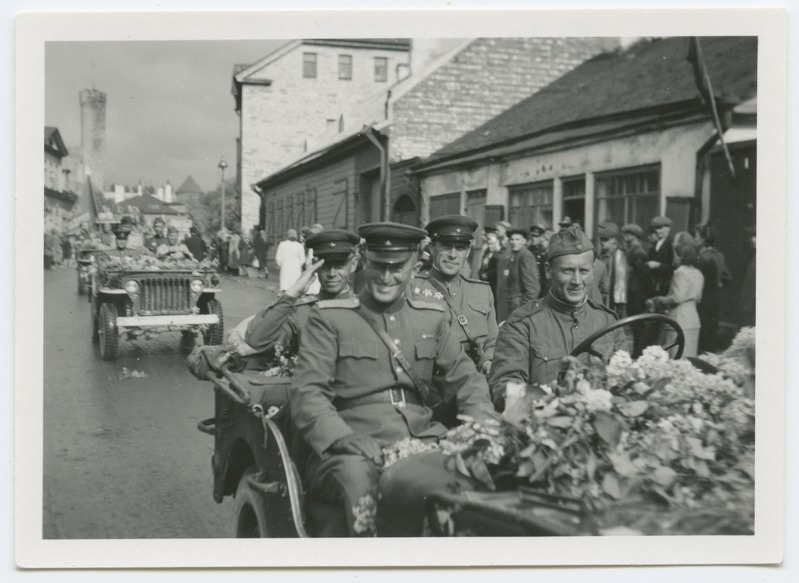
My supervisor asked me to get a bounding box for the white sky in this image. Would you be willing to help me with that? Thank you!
[45,40,285,192]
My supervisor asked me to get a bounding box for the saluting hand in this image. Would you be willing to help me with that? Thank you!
[285,258,325,298]
[329,433,383,465]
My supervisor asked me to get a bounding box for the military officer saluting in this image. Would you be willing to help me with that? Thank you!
[234,229,360,369]
[290,222,494,536]
[489,224,628,405]
[412,215,498,375]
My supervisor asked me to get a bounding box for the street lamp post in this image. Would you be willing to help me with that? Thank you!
[218,158,228,231]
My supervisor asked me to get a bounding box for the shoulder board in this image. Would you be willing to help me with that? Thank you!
[506,299,546,323]
[317,297,360,309]
[295,294,318,307]
[460,274,490,286]
[407,297,445,311]
[587,298,619,318]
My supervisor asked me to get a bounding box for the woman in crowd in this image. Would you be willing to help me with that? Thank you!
[693,224,731,353]
[647,233,704,358]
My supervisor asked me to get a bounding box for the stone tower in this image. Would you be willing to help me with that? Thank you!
[79,88,106,191]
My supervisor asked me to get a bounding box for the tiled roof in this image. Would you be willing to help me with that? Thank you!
[430,36,757,161]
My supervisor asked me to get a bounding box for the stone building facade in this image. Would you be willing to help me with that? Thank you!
[234,39,412,230]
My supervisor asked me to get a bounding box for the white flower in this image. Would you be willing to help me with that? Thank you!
[582,388,613,412]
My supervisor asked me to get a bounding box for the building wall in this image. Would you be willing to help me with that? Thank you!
[419,122,713,238]
[391,37,619,161]
[45,151,62,191]
[239,42,411,232]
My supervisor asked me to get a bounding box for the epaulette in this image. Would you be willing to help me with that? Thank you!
[506,299,546,323]
[407,297,445,311]
[317,297,360,309]
[413,272,431,280]
[295,294,319,307]
[587,298,619,318]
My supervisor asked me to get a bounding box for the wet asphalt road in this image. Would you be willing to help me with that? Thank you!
[42,265,279,539]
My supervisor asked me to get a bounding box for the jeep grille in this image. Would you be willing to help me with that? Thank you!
[138,276,193,314]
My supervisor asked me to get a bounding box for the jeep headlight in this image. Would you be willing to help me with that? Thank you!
[190,279,204,293]
[124,280,139,294]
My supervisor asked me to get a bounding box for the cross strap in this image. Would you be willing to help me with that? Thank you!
[425,276,477,345]
[351,306,440,409]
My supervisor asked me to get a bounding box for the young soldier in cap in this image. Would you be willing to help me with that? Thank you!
[488,225,627,404]
[156,226,194,259]
[497,227,540,322]
[290,222,494,536]
[412,215,498,375]
[105,216,148,259]
[145,217,169,254]
[234,230,361,370]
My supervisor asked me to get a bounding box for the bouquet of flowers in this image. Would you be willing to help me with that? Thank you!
[259,343,299,378]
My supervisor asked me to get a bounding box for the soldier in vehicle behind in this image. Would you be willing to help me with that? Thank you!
[156,226,194,260]
[488,224,627,407]
[231,230,360,370]
[290,222,494,536]
[412,215,498,376]
[103,216,148,259]
[145,217,169,253]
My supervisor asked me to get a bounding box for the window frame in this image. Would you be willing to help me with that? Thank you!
[594,164,661,227]
[338,54,353,80]
[428,192,461,218]
[507,180,555,230]
[302,52,317,79]
[374,56,388,82]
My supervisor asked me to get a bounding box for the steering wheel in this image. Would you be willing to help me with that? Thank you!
[570,313,684,360]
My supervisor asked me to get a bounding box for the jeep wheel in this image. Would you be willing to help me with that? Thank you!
[202,299,224,345]
[232,467,269,538]
[98,303,120,361]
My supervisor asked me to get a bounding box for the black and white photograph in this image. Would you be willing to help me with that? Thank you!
[12,5,789,574]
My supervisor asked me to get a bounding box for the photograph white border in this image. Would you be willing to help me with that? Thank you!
[14,6,787,570]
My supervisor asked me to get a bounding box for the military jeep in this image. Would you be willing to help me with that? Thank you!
[91,259,224,360]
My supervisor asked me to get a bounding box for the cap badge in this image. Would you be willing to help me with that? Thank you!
[329,242,336,248]
[385,239,392,245]
[455,227,461,234]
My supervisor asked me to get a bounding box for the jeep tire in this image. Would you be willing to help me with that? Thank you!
[98,303,120,361]
[232,467,269,538]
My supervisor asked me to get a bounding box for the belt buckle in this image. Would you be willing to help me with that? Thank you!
[389,387,407,409]
[457,315,468,326]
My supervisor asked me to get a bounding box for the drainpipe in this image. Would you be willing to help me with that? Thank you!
[362,126,389,221]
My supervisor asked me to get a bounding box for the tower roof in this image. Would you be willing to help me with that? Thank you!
[175,175,204,195]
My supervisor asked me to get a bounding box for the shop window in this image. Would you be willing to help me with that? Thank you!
[595,165,660,228]
[508,181,554,230]
[561,177,586,229]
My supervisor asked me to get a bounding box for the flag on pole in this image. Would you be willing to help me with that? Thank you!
[686,37,736,177]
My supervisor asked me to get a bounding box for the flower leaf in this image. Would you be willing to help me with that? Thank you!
[593,411,622,447]
[652,466,678,488]
[602,472,622,499]
[546,416,574,428]
[608,452,638,478]
[619,400,649,417]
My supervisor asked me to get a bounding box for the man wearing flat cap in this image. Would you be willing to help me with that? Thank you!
[488,225,627,402]
[528,224,550,298]
[412,215,498,376]
[496,227,540,322]
[597,222,628,316]
[290,222,494,536]
[647,215,675,296]
[231,229,361,370]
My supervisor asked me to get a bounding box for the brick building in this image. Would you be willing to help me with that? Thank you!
[414,36,757,326]
[233,38,414,230]
[251,37,618,250]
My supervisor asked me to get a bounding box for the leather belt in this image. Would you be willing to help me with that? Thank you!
[334,387,423,410]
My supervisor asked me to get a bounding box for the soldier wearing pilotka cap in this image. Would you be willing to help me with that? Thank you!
[488,224,628,405]
[412,215,498,375]
[290,221,494,536]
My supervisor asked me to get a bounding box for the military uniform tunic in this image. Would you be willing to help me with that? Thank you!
[290,291,494,535]
[489,294,627,400]
[411,269,498,369]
